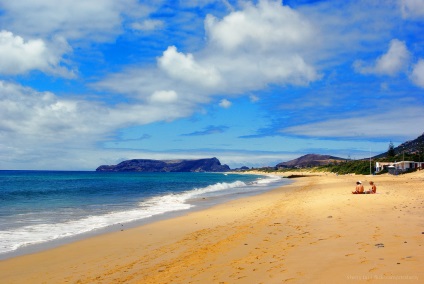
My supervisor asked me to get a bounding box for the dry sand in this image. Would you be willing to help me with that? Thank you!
[1,171,423,283]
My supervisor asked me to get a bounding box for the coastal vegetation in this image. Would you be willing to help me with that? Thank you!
[316,160,372,175]
[248,157,418,176]
[247,160,373,175]
[264,133,424,175]
[246,149,423,176]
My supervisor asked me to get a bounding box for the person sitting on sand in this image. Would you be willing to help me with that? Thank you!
[365,181,377,194]
[352,181,364,194]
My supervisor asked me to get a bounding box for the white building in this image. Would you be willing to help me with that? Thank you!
[375,161,424,174]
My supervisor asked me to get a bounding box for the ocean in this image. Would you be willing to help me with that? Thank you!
[0,171,290,259]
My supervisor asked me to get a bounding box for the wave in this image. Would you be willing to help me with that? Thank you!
[140,180,249,206]
[0,175,283,256]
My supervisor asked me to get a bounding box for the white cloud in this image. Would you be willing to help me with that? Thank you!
[131,19,164,31]
[400,0,424,19]
[0,80,194,169]
[0,0,158,76]
[149,90,178,103]
[1,0,420,170]
[201,0,320,86]
[205,0,313,52]
[158,46,222,88]
[0,30,73,76]
[281,107,424,139]
[99,1,320,102]
[0,0,151,41]
[89,2,330,170]
[0,81,109,143]
[219,99,232,108]
[411,59,424,88]
[353,39,410,76]
[92,65,213,110]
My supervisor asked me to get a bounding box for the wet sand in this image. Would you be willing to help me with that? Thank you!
[1,171,423,283]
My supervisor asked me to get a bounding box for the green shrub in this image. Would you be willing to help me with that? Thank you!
[318,160,373,175]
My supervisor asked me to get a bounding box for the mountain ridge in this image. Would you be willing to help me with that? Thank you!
[373,132,424,158]
[276,154,346,168]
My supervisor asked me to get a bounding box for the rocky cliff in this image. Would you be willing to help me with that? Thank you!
[96,157,231,172]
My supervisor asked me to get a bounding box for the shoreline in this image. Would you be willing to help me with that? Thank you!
[0,172,288,261]
[1,171,423,283]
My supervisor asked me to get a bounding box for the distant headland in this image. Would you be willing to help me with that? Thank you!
[96,157,231,172]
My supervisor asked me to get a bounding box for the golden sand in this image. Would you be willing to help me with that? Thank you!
[1,171,423,283]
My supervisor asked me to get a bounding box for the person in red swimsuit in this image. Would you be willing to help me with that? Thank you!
[352,181,364,194]
[365,181,377,194]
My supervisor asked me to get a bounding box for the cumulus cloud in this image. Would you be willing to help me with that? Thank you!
[194,0,320,86]
[400,0,424,19]
[158,46,222,88]
[99,0,320,105]
[353,39,410,76]
[205,0,313,52]
[0,0,156,77]
[0,30,73,76]
[411,59,424,88]
[219,99,232,108]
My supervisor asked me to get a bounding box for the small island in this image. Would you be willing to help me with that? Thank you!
[96,157,231,172]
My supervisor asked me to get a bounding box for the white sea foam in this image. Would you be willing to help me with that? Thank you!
[0,175,284,256]
[255,175,282,185]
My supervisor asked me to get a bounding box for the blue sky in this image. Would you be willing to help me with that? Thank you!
[1,0,424,170]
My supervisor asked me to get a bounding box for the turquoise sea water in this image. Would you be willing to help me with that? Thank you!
[0,171,290,258]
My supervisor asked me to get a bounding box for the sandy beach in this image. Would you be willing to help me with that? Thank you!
[1,171,423,283]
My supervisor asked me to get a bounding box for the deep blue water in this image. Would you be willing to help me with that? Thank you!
[0,171,289,257]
